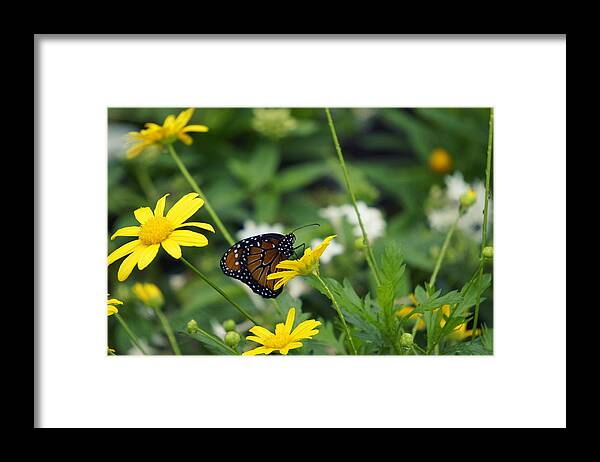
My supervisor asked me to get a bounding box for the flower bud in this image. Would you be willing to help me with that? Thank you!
[354,237,367,250]
[482,246,494,259]
[459,188,477,209]
[399,332,414,348]
[223,319,236,332]
[132,282,164,307]
[224,331,241,348]
[186,319,200,334]
[428,148,453,174]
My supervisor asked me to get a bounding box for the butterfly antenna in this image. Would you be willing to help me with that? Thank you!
[288,223,320,235]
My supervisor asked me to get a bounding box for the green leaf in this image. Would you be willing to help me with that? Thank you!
[274,162,329,193]
[310,277,385,351]
[413,288,463,314]
[376,242,406,319]
[305,320,347,355]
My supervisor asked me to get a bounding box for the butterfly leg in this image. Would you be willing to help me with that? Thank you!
[292,243,305,259]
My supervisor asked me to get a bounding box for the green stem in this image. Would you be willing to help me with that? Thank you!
[114,313,147,355]
[412,343,427,355]
[313,272,358,355]
[132,161,157,201]
[180,256,259,325]
[325,108,382,286]
[471,108,494,341]
[153,305,181,355]
[429,213,461,290]
[188,326,240,355]
[167,143,235,246]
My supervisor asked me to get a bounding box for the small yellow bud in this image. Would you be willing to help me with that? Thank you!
[132,282,164,307]
[460,188,477,209]
[399,333,414,348]
[224,331,241,348]
[187,319,200,334]
[482,246,494,259]
[223,319,236,332]
[428,148,453,174]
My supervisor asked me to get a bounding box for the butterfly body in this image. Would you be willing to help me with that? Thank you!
[220,233,296,298]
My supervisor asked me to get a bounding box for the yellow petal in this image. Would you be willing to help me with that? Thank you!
[245,335,266,345]
[163,114,176,128]
[154,194,170,218]
[248,326,275,339]
[137,244,160,270]
[291,320,321,340]
[161,238,182,259]
[165,193,202,224]
[174,108,194,129]
[134,207,154,224]
[284,308,296,333]
[273,275,295,291]
[126,142,149,159]
[178,133,193,145]
[175,222,215,233]
[108,240,142,265]
[107,299,123,306]
[107,305,119,316]
[311,235,337,259]
[266,270,298,280]
[285,342,304,351]
[275,260,303,271]
[182,124,209,133]
[110,226,140,240]
[170,230,208,247]
[275,323,286,337]
[117,245,146,281]
[242,346,274,356]
[166,198,205,226]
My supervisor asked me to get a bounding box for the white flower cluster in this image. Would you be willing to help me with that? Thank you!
[426,172,492,242]
[251,108,298,139]
[319,201,386,242]
[236,220,285,240]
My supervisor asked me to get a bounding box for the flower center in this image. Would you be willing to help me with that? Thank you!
[139,217,173,245]
[263,334,290,349]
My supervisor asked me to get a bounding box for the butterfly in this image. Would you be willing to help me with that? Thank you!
[220,224,318,298]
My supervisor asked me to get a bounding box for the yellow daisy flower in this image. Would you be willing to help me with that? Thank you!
[107,295,123,316]
[243,307,321,356]
[127,108,209,159]
[108,192,215,281]
[266,235,337,290]
[132,282,164,307]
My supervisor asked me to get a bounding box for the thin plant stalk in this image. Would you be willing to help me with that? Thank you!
[428,214,461,290]
[313,272,358,355]
[180,256,259,325]
[167,143,235,246]
[471,108,494,341]
[153,305,181,355]
[271,298,283,317]
[324,108,382,285]
[132,161,157,201]
[190,325,240,355]
[114,313,147,355]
